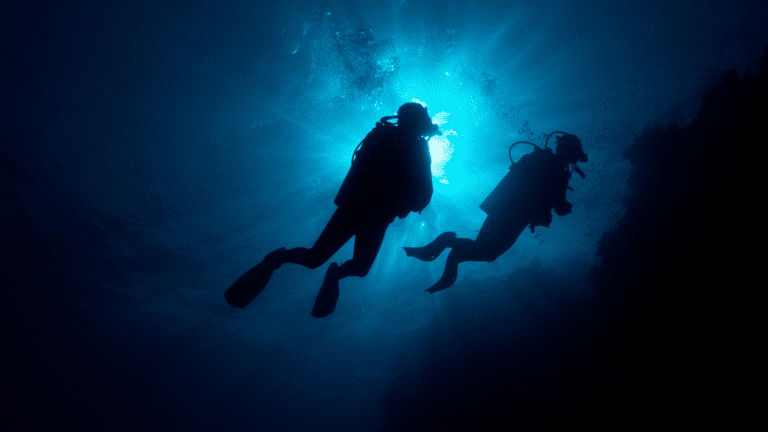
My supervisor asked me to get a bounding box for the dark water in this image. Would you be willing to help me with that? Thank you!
[3,1,766,430]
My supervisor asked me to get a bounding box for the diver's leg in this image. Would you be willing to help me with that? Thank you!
[339,217,390,278]
[277,207,357,269]
[470,214,528,262]
[426,250,461,294]
[225,208,355,309]
[311,216,389,318]
[403,231,458,262]
[425,216,527,294]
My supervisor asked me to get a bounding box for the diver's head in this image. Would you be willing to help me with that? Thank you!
[555,133,588,165]
[396,103,442,138]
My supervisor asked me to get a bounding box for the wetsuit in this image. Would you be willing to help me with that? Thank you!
[282,124,433,280]
[225,107,438,317]
[406,147,573,293]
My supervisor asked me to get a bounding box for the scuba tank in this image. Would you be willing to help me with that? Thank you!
[501,132,586,179]
[334,112,436,215]
[334,117,398,208]
[480,132,583,232]
[479,140,546,217]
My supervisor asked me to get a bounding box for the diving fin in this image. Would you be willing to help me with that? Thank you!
[311,263,341,318]
[224,248,286,308]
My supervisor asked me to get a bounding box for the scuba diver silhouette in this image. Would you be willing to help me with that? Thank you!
[225,103,441,317]
[404,132,588,293]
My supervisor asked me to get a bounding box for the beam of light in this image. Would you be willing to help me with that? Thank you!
[428,111,456,184]
[268,21,506,202]
[407,98,457,184]
[393,63,491,196]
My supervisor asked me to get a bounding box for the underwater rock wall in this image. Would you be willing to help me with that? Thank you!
[380,44,767,431]
[585,43,766,427]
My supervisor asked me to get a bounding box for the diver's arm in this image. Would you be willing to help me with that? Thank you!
[413,141,433,213]
[553,170,572,216]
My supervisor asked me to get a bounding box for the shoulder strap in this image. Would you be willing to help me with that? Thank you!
[352,121,395,164]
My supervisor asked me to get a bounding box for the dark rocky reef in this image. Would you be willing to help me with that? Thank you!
[584,44,766,428]
[380,45,767,431]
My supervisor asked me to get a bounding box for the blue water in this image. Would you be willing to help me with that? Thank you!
[3,1,766,430]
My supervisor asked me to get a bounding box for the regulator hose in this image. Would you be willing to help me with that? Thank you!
[508,141,539,164]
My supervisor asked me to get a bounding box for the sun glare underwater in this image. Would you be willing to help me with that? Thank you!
[277,19,509,198]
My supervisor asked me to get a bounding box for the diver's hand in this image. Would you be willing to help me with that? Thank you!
[554,201,572,216]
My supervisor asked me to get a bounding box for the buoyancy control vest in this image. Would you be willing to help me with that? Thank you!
[334,119,433,219]
[479,146,572,230]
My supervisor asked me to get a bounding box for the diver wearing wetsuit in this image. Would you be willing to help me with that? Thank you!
[404,133,588,293]
[225,103,440,317]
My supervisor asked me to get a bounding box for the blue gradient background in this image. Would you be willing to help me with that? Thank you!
[3,1,766,430]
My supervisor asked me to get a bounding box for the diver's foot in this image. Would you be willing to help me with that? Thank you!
[404,232,457,262]
[311,262,341,318]
[426,260,458,294]
[426,274,456,294]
